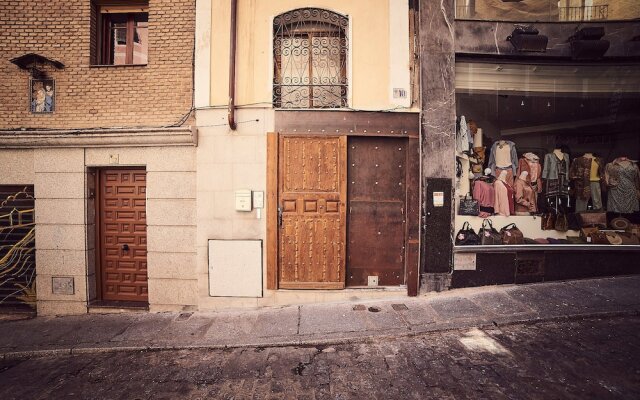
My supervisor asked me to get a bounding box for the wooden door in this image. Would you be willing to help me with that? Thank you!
[278,135,347,289]
[99,169,148,302]
[347,137,407,286]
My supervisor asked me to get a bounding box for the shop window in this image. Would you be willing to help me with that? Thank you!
[273,8,348,109]
[454,0,634,22]
[454,62,640,247]
[94,1,149,65]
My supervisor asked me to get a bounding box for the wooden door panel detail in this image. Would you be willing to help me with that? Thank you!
[347,137,407,286]
[278,136,346,289]
[100,169,148,302]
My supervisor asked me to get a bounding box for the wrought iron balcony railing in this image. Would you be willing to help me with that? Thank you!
[559,5,609,22]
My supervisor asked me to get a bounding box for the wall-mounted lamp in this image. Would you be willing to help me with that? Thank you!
[569,27,609,60]
[507,25,548,53]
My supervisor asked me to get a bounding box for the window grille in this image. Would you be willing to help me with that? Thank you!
[273,8,348,109]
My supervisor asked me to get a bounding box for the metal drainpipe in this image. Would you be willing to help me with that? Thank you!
[228,0,237,130]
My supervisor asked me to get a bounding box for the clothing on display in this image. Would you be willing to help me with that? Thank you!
[542,150,570,198]
[514,172,537,215]
[454,104,640,247]
[472,177,495,218]
[605,158,640,214]
[493,171,514,216]
[517,153,542,193]
[570,154,605,211]
[494,166,514,187]
[456,115,471,154]
[488,140,518,180]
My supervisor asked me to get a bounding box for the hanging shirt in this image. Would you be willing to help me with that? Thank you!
[590,158,601,182]
[456,116,470,154]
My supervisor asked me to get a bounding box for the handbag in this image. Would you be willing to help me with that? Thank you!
[541,211,556,231]
[479,219,502,245]
[555,211,568,232]
[619,232,640,245]
[577,211,607,228]
[500,223,524,245]
[567,213,581,231]
[591,231,610,244]
[580,227,601,243]
[512,24,539,35]
[458,195,479,216]
[455,222,481,246]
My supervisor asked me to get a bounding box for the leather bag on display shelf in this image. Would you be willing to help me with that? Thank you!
[577,211,607,229]
[580,226,599,243]
[458,195,480,216]
[479,219,502,245]
[455,222,481,246]
[500,223,524,245]
[541,211,556,231]
[555,211,568,232]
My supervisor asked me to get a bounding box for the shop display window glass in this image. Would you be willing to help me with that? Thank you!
[454,62,640,247]
[455,0,640,22]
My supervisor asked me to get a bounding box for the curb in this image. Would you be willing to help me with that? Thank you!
[2,308,638,361]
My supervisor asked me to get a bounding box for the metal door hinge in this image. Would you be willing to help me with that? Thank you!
[277,206,283,227]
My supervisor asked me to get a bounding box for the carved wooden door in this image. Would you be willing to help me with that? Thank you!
[99,169,148,302]
[278,136,347,289]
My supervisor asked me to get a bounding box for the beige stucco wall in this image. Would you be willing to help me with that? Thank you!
[195,108,270,308]
[195,1,415,308]
[608,0,640,20]
[210,0,411,110]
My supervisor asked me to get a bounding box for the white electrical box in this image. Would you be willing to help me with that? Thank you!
[209,240,263,297]
[235,189,252,211]
[252,191,264,209]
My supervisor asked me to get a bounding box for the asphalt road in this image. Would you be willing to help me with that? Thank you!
[1,315,639,399]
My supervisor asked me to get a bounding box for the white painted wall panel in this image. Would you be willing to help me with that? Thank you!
[209,239,262,297]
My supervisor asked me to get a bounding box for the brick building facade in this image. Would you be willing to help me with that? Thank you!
[0,0,198,316]
[0,0,194,129]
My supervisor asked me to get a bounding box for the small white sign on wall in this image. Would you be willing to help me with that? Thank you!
[433,191,444,207]
[454,253,477,271]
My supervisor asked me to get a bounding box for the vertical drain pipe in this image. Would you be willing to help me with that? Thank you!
[228,0,238,130]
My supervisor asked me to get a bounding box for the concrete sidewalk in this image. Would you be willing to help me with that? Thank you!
[1,275,639,359]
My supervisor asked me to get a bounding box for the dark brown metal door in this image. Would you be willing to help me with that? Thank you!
[347,137,407,286]
[99,169,148,302]
[278,135,347,289]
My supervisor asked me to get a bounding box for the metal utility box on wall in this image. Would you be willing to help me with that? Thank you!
[235,189,252,211]
[208,240,263,297]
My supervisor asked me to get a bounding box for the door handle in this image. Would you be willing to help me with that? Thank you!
[277,206,283,227]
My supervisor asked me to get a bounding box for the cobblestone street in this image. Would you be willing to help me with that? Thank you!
[1,315,639,399]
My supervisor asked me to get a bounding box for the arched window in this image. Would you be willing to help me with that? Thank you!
[273,8,348,109]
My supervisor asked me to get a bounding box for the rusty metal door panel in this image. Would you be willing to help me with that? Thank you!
[99,169,148,302]
[347,202,404,285]
[347,137,407,286]
[278,136,346,289]
[0,185,36,310]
